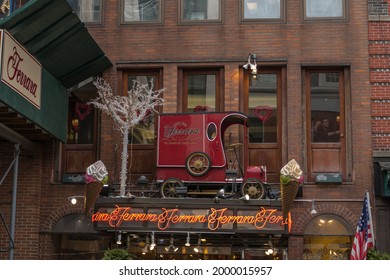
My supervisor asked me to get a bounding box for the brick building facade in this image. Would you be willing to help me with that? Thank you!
[0,0,381,260]
[369,0,390,253]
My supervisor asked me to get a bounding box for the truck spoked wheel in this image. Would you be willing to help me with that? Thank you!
[160,178,184,198]
[185,152,211,177]
[241,178,266,199]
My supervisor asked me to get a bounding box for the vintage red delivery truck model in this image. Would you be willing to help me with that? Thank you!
[155,112,274,199]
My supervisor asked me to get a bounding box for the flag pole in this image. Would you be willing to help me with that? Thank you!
[366,190,376,248]
[350,190,376,260]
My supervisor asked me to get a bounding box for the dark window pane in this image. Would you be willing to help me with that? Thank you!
[311,73,340,143]
[187,74,216,112]
[182,0,220,21]
[68,99,95,144]
[248,74,277,143]
[128,75,157,144]
[207,123,217,141]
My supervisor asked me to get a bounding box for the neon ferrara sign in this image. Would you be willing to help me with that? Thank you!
[92,206,289,231]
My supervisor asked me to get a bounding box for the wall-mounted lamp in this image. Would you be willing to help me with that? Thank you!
[142,234,150,254]
[165,235,178,252]
[265,248,274,255]
[214,188,226,203]
[116,231,122,245]
[185,232,191,247]
[243,53,257,79]
[193,236,202,253]
[239,194,250,201]
[265,236,277,256]
[310,201,318,215]
[137,175,149,197]
[68,196,85,205]
[150,232,156,250]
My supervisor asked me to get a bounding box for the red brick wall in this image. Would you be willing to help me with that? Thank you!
[86,0,371,259]
[0,0,373,260]
[369,22,390,150]
[87,0,371,189]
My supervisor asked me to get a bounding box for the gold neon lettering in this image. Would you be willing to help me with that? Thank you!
[93,206,289,231]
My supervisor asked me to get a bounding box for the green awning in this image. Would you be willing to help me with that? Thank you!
[0,0,112,145]
[0,0,112,88]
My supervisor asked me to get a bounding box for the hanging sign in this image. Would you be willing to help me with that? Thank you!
[92,206,289,232]
[1,30,42,109]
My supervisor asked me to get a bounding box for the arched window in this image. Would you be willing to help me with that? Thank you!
[303,214,353,260]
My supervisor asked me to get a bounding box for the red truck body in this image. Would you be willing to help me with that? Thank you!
[156,112,268,199]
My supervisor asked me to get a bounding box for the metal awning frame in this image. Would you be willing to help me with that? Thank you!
[0,143,20,259]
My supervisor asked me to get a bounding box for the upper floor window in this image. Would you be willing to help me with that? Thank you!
[305,68,349,182]
[242,0,284,21]
[310,72,341,143]
[304,0,346,20]
[180,0,222,23]
[125,70,163,144]
[68,0,102,23]
[121,0,162,24]
[180,69,223,112]
[248,73,278,143]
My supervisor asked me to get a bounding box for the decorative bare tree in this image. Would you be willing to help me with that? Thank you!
[90,77,164,197]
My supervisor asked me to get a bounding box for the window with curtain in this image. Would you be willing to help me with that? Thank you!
[67,0,102,23]
[121,0,161,23]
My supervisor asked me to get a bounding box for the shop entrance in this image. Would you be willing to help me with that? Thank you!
[303,214,353,260]
[108,232,288,260]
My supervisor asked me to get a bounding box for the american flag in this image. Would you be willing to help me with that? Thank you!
[350,191,375,260]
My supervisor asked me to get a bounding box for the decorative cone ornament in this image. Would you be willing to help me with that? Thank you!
[84,160,108,216]
[85,181,103,216]
[281,180,300,220]
[280,159,303,220]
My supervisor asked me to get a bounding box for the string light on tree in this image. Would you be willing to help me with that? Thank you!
[89,77,165,197]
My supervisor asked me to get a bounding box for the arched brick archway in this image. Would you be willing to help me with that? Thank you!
[291,203,358,234]
[288,203,359,260]
[39,204,86,259]
[42,204,84,232]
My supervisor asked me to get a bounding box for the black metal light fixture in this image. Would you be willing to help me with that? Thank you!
[243,53,257,78]
[214,188,226,203]
[310,201,318,215]
[137,175,149,197]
